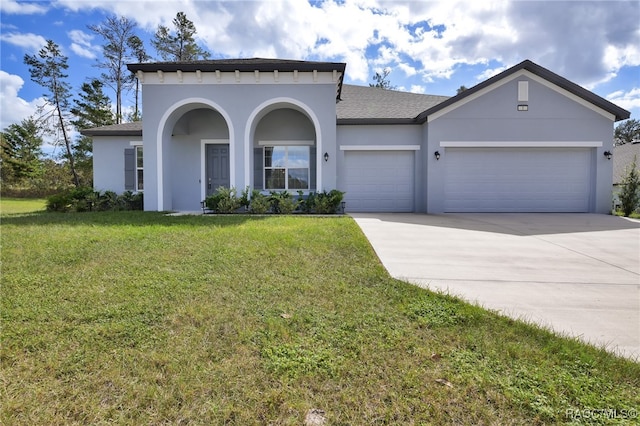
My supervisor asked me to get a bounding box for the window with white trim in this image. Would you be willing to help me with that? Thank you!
[264,146,309,190]
[135,146,143,191]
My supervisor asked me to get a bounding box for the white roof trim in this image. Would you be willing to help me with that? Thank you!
[524,71,615,121]
[428,69,615,123]
[340,145,421,151]
[440,141,603,148]
[139,70,341,85]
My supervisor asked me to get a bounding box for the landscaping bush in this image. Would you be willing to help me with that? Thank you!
[619,155,639,217]
[203,186,345,215]
[46,188,143,212]
[297,191,316,214]
[248,190,270,214]
[314,189,345,214]
[45,192,74,212]
[269,191,298,214]
[205,186,243,213]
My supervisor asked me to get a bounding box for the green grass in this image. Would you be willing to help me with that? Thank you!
[2,201,639,425]
[0,197,46,215]
[613,210,640,219]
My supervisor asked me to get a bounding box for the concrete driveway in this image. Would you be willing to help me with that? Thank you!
[351,213,640,360]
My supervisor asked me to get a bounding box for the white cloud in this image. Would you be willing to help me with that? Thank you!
[68,29,100,59]
[0,71,70,155]
[607,87,640,112]
[51,0,640,92]
[476,66,507,82]
[0,70,46,130]
[0,0,47,14]
[0,32,47,52]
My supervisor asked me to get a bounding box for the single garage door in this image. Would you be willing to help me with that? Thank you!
[444,148,591,212]
[343,150,414,212]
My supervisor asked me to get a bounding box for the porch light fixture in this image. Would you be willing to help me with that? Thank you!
[603,150,612,160]
[434,151,441,160]
[324,152,329,162]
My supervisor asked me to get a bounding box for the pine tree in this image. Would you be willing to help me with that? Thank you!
[369,68,396,90]
[24,40,79,187]
[1,118,43,184]
[70,79,115,185]
[88,16,139,123]
[127,35,150,121]
[152,12,210,61]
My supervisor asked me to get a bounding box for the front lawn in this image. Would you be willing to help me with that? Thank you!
[0,197,46,215]
[1,205,638,424]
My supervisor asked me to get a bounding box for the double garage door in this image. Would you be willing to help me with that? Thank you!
[342,147,592,213]
[444,148,592,212]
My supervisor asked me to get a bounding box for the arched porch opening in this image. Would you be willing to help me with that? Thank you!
[247,102,319,193]
[158,101,231,211]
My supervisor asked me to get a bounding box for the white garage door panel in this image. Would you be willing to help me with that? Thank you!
[344,151,414,212]
[444,148,591,212]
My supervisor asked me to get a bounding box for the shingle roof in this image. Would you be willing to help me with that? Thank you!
[613,142,640,185]
[416,59,630,122]
[81,85,450,136]
[337,85,449,124]
[82,59,631,137]
[81,121,142,137]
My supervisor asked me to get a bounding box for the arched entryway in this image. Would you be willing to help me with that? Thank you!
[157,100,232,211]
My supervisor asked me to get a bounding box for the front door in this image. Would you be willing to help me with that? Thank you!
[206,144,230,196]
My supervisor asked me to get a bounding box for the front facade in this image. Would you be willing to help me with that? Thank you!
[84,59,630,214]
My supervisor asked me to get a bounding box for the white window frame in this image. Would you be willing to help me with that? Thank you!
[262,145,311,191]
[129,142,144,193]
[135,145,143,192]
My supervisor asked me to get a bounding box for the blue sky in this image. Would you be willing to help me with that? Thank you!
[1,0,639,137]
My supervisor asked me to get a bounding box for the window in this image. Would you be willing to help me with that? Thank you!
[264,146,309,190]
[135,146,143,191]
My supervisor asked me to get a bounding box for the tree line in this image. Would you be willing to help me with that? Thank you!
[1,12,209,196]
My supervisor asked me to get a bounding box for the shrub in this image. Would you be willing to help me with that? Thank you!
[294,190,345,214]
[239,186,251,210]
[269,191,298,214]
[120,191,144,211]
[314,190,345,214]
[619,155,640,217]
[96,190,120,211]
[297,190,315,214]
[248,190,270,214]
[202,186,345,215]
[205,186,242,213]
[46,192,73,212]
[46,188,144,213]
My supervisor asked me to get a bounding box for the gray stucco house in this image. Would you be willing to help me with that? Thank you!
[83,58,630,213]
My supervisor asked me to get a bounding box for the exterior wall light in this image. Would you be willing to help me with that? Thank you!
[434,151,441,160]
[324,152,329,162]
[603,150,612,160]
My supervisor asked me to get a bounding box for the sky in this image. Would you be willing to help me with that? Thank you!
[1,0,639,140]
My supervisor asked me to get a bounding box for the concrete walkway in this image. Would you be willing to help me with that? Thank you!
[351,213,640,360]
